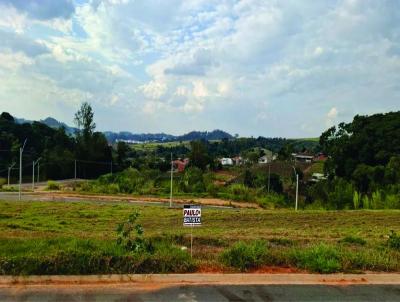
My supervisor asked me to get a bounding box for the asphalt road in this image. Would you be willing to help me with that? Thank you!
[1,284,400,301]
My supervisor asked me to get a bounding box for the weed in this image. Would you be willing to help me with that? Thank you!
[291,243,341,273]
[46,181,60,191]
[388,231,400,250]
[220,240,268,271]
[339,236,366,246]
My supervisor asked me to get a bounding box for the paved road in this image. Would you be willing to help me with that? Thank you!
[1,284,399,301]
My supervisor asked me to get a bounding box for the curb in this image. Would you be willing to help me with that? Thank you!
[1,273,400,286]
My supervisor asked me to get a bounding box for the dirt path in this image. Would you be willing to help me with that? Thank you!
[3,191,261,209]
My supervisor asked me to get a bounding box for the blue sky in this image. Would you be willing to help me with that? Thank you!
[0,0,399,137]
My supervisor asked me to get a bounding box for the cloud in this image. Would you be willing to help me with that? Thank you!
[0,29,49,57]
[0,0,75,20]
[326,107,339,127]
[0,0,400,136]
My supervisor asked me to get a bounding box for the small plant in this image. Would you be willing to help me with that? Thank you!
[339,235,366,246]
[46,180,60,190]
[292,243,341,273]
[220,240,268,271]
[388,230,400,250]
[116,211,151,253]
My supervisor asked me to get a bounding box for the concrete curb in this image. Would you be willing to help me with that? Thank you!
[1,273,400,286]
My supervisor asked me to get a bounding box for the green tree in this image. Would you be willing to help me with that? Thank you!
[189,140,211,170]
[74,102,96,140]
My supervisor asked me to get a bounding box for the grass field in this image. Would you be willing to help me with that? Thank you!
[0,200,399,274]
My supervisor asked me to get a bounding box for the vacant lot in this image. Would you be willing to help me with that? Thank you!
[0,200,399,274]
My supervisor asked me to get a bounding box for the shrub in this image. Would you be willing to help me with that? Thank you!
[46,180,60,191]
[292,243,341,273]
[116,211,151,253]
[353,191,360,209]
[220,240,268,271]
[0,178,6,189]
[388,231,400,250]
[339,236,366,246]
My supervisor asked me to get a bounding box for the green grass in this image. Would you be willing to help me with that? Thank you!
[0,200,399,274]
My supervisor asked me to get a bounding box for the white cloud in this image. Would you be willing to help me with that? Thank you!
[326,107,339,127]
[0,0,399,136]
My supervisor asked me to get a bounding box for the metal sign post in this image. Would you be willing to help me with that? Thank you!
[183,205,201,258]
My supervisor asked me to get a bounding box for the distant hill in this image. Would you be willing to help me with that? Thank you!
[15,116,77,135]
[14,115,233,143]
[104,129,233,143]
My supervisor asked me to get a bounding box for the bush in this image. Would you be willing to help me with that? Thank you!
[388,231,400,250]
[46,181,60,191]
[0,238,195,275]
[292,243,341,273]
[220,240,268,271]
[339,236,366,246]
[0,178,6,189]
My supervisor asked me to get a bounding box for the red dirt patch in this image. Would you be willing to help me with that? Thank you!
[250,266,304,274]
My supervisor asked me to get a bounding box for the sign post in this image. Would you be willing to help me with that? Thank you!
[183,205,201,258]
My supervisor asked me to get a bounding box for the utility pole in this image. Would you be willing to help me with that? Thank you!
[292,166,299,211]
[8,162,16,186]
[19,139,27,201]
[267,163,271,193]
[169,152,173,208]
[295,173,299,211]
[110,161,113,175]
[37,162,40,183]
[74,160,77,180]
[32,158,41,190]
[32,161,35,191]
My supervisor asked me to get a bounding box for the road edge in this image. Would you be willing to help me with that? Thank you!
[1,273,400,286]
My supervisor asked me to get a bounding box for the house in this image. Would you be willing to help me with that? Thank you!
[232,156,243,165]
[258,155,269,164]
[310,173,327,183]
[220,158,233,166]
[314,153,328,162]
[173,158,189,172]
[292,153,314,163]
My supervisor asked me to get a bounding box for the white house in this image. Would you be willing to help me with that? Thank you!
[220,158,233,166]
[258,156,269,164]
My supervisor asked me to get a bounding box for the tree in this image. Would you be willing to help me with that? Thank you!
[74,102,96,139]
[189,140,211,170]
[116,141,129,167]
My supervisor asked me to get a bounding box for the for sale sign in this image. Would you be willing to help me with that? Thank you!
[183,205,201,226]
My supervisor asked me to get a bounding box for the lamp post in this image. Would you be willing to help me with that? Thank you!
[292,166,299,211]
[32,158,41,190]
[169,153,173,208]
[8,162,16,186]
[19,139,27,201]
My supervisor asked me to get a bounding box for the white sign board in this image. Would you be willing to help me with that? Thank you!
[183,205,201,226]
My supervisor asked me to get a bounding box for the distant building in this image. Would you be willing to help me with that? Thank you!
[258,155,269,164]
[232,156,243,165]
[292,153,314,163]
[173,158,189,172]
[314,153,328,162]
[310,173,327,183]
[220,158,234,166]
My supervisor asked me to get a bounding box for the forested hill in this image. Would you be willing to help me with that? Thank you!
[15,115,233,143]
[103,129,233,143]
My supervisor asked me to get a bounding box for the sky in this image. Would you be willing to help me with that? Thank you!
[0,0,399,137]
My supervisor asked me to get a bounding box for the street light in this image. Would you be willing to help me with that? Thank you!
[32,157,41,191]
[169,153,173,208]
[7,162,16,186]
[292,166,299,211]
[19,139,27,201]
